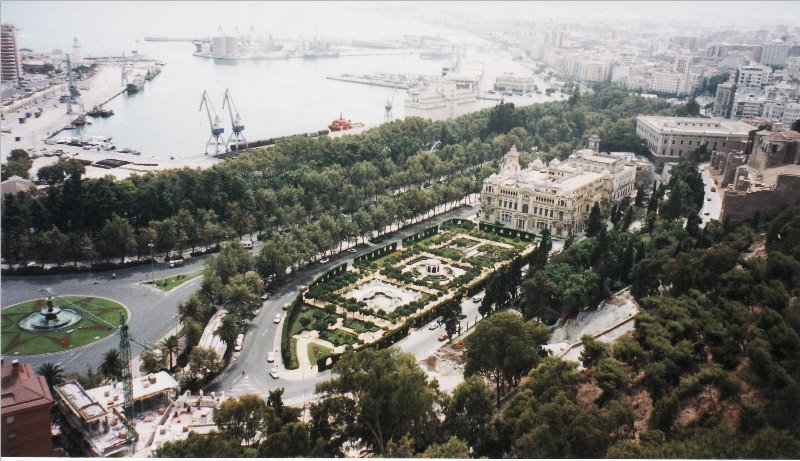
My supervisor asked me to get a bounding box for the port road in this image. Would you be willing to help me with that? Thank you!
[699,162,723,225]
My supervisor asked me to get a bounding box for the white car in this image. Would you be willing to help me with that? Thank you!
[319,258,330,264]
[269,366,280,379]
[347,248,357,253]
[472,295,483,303]
[267,351,276,363]
[273,313,282,324]
[428,322,439,330]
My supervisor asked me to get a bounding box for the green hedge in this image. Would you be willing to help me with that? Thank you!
[281,293,304,369]
[479,222,537,242]
[402,225,439,246]
[354,242,398,263]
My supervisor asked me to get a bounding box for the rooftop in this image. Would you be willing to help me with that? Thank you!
[1,360,53,414]
[85,372,179,410]
[637,115,755,136]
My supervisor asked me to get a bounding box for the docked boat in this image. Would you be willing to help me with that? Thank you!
[328,113,364,132]
[87,105,114,117]
[72,115,87,126]
[126,77,145,94]
[303,50,339,59]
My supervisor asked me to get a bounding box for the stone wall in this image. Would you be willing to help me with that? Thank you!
[720,174,800,223]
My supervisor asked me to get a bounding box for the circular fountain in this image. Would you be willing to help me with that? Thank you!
[18,297,83,332]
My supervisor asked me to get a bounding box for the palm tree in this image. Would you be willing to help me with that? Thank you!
[37,362,65,394]
[99,348,124,380]
[215,312,240,354]
[159,335,179,370]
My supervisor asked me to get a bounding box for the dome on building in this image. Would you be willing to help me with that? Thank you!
[532,157,544,169]
[548,158,561,168]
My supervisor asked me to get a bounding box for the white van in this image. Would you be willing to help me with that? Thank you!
[234,334,244,352]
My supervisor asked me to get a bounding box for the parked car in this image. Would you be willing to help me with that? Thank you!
[169,259,184,268]
[242,239,253,249]
[274,313,282,324]
[319,258,330,264]
[704,212,710,216]
[706,197,711,201]
[267,351,276,363]
[347,248,357,253]
[261,293,271,301]
[438,332,450,341]
[428,322,439,330]
[711,186,717,192]
[282,303,290,311]
[299,286,309,293]
[472,295,483,303]
[269,366,280,379]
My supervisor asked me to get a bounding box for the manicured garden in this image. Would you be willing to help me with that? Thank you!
[1,296,128,355]
[283,222,533,367]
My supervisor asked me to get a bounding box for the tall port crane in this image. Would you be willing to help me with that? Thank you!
[199,90,225,155]
[40,289,162,455]
[64,55,84,115]
[384,85,398,123]
[222,89,246,150]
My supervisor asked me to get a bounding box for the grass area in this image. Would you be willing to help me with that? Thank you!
[291,306,339,335]
[307,341,333,364]
[319,329,358,346]
[1,296,128,355]
[373,251,403,267]
[342,318,380,334]
[145,269,204,291]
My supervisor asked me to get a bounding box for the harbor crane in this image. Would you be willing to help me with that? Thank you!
[64,55,84,115]
[222,88,246,150]
[199,90,225,155]
[384,85,399,123]
[39,288,162,455]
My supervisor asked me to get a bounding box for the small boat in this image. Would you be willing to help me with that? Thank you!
[72,115,87,126]
[87,106,114,117]
[328,113,364,132]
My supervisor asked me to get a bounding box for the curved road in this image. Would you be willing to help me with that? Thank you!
[1,255,209,372]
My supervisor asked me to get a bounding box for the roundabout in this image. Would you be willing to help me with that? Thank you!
[1,296,128,356]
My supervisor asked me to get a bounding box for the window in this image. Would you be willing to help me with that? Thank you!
[522,204,529,213]
[7,432,16,440]
[5,416,14,424]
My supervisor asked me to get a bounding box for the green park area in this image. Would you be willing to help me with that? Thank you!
[307,341,333,363]
[145,269,205,291]
[1,296,128,355]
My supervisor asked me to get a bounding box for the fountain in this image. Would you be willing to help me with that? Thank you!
[18,297,83,332]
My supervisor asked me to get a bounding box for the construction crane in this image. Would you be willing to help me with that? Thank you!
[39,289,162,454]
[384,85,399,123]
[222,89,246,150]
[199,90,225,155]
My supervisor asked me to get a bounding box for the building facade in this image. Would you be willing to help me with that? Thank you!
[479,143,635,238]
[494,72,536,92]
[713,78,735,118]
[737,65,771,89]
[635,115,755,169]
[1,359,57,457]
[404,79,477,122]
[1,23,21,83]
[760,42,790,67]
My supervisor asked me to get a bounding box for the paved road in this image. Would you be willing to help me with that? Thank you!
[699,163,722,225]
[1,254,210,373]
[208,202,480,406]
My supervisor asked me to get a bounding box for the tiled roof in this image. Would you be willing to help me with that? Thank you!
[1,362,53,413]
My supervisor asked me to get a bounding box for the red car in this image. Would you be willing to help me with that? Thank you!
[438,332,449,341]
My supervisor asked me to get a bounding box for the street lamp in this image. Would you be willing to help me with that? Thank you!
[148,241,154,282]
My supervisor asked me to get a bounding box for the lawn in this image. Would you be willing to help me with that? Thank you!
[1,296,128,355]
[145,269,204,291]
[307,341,333,364]
[342,318,380,334]
[319,329,358,346]
[291,306,339,335]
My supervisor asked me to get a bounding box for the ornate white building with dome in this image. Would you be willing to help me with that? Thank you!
[479,137,640,237]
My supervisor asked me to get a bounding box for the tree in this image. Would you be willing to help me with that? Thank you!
[579,334,609,368]
[464,312,548,407]
[159,335,179,370]
[155,431,246,457]
[314,348,436,456]
[96,213,136,263]
[444,376,494,454]
[258,422,314,458]
[188,346,222,378]
[37,362,65,395]
[35,225,68,266]
[99,348,124,380]
[420,436,470,458]
[634,186,646,207]
[594,358,630,402]
[1,149,33,180]
[214,393,274,445]
[586,202,603,237]
[439,298,465,339]
[215,312,241,354]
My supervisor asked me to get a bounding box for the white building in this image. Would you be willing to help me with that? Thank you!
[1,23,21,83]
[737,65,772,89]
[760,41,790,67]
[404,79,477,122]
[649,71,689,95]
[494,72,536,92]
[479,143,635,238]
[636,116,755,169]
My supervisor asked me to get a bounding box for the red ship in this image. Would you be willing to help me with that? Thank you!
[328,113,364,132]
